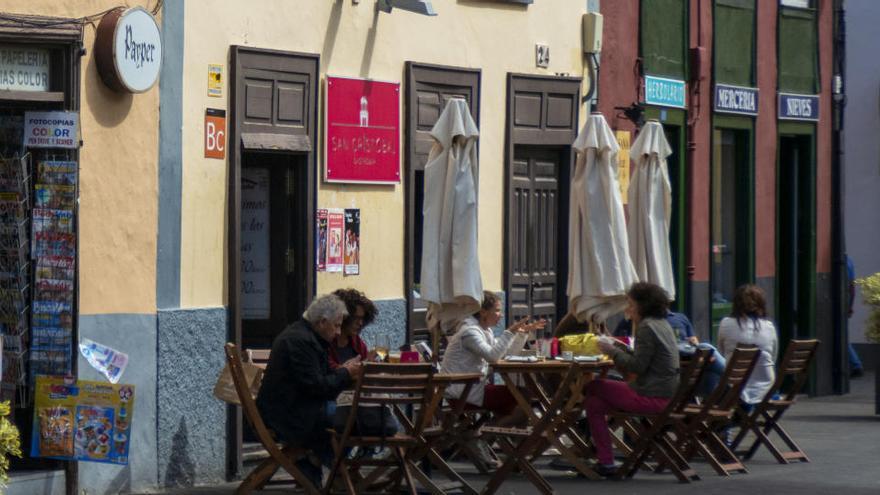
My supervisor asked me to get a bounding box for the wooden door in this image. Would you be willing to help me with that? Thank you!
[509,147,563,332]
[404,62,480,342]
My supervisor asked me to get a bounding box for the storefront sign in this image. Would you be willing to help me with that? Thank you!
[778,92,819,121]
[95,7,162,93]
[204,109,226,159]
[240,168,270,319]
[325,76,400,184]
[644,75,687,109]
[714,83,759,116]
[0,46,50,92]
[24,111,78,149]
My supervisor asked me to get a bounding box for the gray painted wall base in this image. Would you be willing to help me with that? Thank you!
[359,299,406,350]
[5,470,64,495]
[157,308,228,489]
[76,314,158,493]
[756,277,776,320]
[815,273,835,396]
[853,343,880,371]
[688,280,711,341]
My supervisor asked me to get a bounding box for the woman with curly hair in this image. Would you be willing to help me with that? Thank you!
[587,282,681,476]
[328,288,379,368]
[718,284,778,405]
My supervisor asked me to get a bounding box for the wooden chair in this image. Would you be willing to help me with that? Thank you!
[223,343,321,495]
[729,339,819,464]
[423,373,499,475]
[326,363,447,495]
[613,347,713,483]
[670,346,760,477]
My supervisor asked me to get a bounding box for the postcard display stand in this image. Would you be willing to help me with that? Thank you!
[0,149,77,409]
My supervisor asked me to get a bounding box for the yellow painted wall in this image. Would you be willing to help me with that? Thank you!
[0,1,160,314]
[180,0,587,306]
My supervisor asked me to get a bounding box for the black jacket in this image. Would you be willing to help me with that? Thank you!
[256,320,352,444]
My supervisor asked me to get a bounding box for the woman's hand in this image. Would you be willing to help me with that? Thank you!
[508,317,547,334]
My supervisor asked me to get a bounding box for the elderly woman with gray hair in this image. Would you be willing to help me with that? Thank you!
[257,294,363,488]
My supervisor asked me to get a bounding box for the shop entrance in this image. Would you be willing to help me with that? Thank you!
[710,125,754,340]
[239,152,310,350]
[777,132,816,345]
[228,46,318,477]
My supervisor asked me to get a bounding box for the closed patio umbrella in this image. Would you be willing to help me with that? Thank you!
[421,98,482,335]
[628,119,675,300]
[567,112,638,323]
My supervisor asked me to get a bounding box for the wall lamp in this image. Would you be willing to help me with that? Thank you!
[378,0,437,16]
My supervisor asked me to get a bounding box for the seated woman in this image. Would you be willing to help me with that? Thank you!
[329,288,399,438]
[328,288,377,368]
[717,284,778,408]
[613,306,726,396]
[586,282,680,476]
[440,291,545,427]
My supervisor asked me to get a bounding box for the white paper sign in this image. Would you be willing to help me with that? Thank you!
[79,338,129,384]
[241,168,271,319]
[24,111,78,149]
[0,46,50,91]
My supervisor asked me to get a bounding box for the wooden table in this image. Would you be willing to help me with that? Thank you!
[481,359,613,495]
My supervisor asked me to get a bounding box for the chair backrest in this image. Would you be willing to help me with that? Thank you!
[224,343,278,450]
[245,348,272,369]
[341,362,438,441]
[769,339,820,403]
[703,346,761,414]
[662,348,712,415]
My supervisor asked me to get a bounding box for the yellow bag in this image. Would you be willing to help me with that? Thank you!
[558,333,601,356]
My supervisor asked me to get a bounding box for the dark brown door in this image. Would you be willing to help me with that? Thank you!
[509,146,564,332]
[504,74,580,335]
[404,63,480,342]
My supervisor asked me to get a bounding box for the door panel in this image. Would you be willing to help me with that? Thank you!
[509,147,562,333]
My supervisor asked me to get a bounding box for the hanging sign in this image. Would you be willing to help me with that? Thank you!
[778,92,819,122]
[714,83,759,116]
[0,46,50,92]
[204,109,226,159]
[95,7,162,93]
[325,76,400,184]
[24,111,78,149]
[644,75,686,109]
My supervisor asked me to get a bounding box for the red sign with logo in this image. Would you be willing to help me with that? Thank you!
[204,108,226,159]
[325,76,400,183]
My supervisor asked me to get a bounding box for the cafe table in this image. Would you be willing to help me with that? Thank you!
[480,358,613,495]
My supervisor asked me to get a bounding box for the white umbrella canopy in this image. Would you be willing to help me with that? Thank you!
[567,112,639,323]
[420,98,482,334]
[628,119,676,300]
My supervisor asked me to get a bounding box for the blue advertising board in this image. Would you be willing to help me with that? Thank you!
[644,75,687,109]
[714,84,759,116]
[778,93,819,121]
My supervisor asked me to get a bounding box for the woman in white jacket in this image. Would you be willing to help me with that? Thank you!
[440,291,545,427]
[717,284,779,406]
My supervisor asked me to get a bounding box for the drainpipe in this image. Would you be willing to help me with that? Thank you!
[831,0,847,395]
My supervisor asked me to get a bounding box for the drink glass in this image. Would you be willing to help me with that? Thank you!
[374,335,390,362]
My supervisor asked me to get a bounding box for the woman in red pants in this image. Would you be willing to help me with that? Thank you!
[585,282,680,476]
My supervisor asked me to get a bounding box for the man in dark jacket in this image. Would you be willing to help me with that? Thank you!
[256,294,362,488]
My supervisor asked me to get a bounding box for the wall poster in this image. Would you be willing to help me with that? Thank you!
[240,168,270,319]
[344,209,360,276]
[31,376,135,465]
[326,209,344,273]
[316,209,328,272]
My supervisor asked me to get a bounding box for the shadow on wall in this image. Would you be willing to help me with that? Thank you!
[98,464,131,495]
[164,418,197,487]
[84,51,133,127]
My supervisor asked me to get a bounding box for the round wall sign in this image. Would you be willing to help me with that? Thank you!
[95,7,162,93]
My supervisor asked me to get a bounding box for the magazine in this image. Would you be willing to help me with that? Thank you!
[35,185,76,210]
